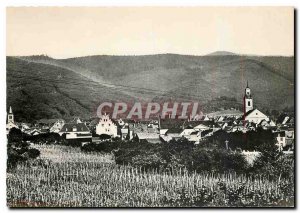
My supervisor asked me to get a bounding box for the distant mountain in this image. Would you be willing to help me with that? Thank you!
[206,51,237,56]
[7,53,294,122]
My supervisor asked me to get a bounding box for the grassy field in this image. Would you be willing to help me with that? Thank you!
[7,145,294,207]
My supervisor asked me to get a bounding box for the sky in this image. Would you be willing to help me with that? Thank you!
[6,7,294,58]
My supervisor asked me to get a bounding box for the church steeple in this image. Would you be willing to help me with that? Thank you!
[244,82,253,113]
[7,106,14,124]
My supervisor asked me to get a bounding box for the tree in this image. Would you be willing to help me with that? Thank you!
[7,128,40,170]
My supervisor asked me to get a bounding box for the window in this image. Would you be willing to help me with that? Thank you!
[102,124,104,127]
[248,101,251,106]
[281,138,283,141]
[8,115,12,119]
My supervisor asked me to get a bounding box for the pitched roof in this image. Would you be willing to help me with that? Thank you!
[190,131,199,135]
[60,123,90,133]
[244,109,255,117]
[166,127,183,134]
[159,119,185,129]
[136,132,159,140]
[187,120,220,128]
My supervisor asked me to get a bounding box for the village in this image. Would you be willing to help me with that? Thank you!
[6,83,294,152]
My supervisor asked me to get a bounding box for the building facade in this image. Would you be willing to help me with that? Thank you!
[96,114,118,137]
[6,106,18,134]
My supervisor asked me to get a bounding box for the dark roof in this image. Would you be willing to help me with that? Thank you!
[60,123,90,132]
[277,114,288,124]
[160,119,185,129]
[190,131,199,135]
[40,129,49,133]
[188,120,220,128]
[201,129,213,137]
[166,127,183,134]
[244,109,255,117]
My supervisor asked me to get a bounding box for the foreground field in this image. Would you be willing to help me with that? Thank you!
[7,145,294,207]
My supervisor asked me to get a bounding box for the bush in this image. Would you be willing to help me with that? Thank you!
[28,148,41,159]
[7,128,40,170]
[249,141,294,180]
[84,137,248,174]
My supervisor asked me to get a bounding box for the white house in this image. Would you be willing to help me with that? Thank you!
[179,127,196,137]
[6,106,18,135]
[50,119,65,133]
[96,114,118,137]
[193,123,210,131]
[20,123,31,133]
[189,131,201,143]
[59,123,92,141]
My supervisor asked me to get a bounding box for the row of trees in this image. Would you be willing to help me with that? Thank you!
[81,129,294,180]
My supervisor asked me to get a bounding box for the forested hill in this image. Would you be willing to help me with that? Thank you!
[7,53,294,121]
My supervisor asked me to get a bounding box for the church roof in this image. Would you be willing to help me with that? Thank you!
[244,108,268,120]
[244,109,255,117]
[60,123,90,133]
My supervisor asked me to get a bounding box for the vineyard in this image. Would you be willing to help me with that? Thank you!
[7,145,294,207]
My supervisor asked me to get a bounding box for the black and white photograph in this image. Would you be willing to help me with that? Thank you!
[5,6,295,208]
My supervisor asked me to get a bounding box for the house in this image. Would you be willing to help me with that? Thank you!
[118,118,125,127]
[203,115,210,121]
[285,130,294,148]
[277,115,295,128]
[20,123,31,133]
[59,123,92,142]
[165,128,183,139]
[30,129,41,136]
[41,128,49,134]
[6,106,18,135]
[275,131,286,151]
[189,131,201,143]
[96,113,118,137]
[259,119,276,130]
[120,125,133,140]
[193,124,210,131]
[231,125,247,133]
[180,127,196,138]
[159,118,185,135]
[135,132,161,144]
[50,119,65,133]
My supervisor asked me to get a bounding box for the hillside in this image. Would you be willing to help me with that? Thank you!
[8,54,294,121]
[6,57,134,122]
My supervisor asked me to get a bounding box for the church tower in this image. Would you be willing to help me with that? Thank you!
[7,106,14,124]
[244,81,253,113]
